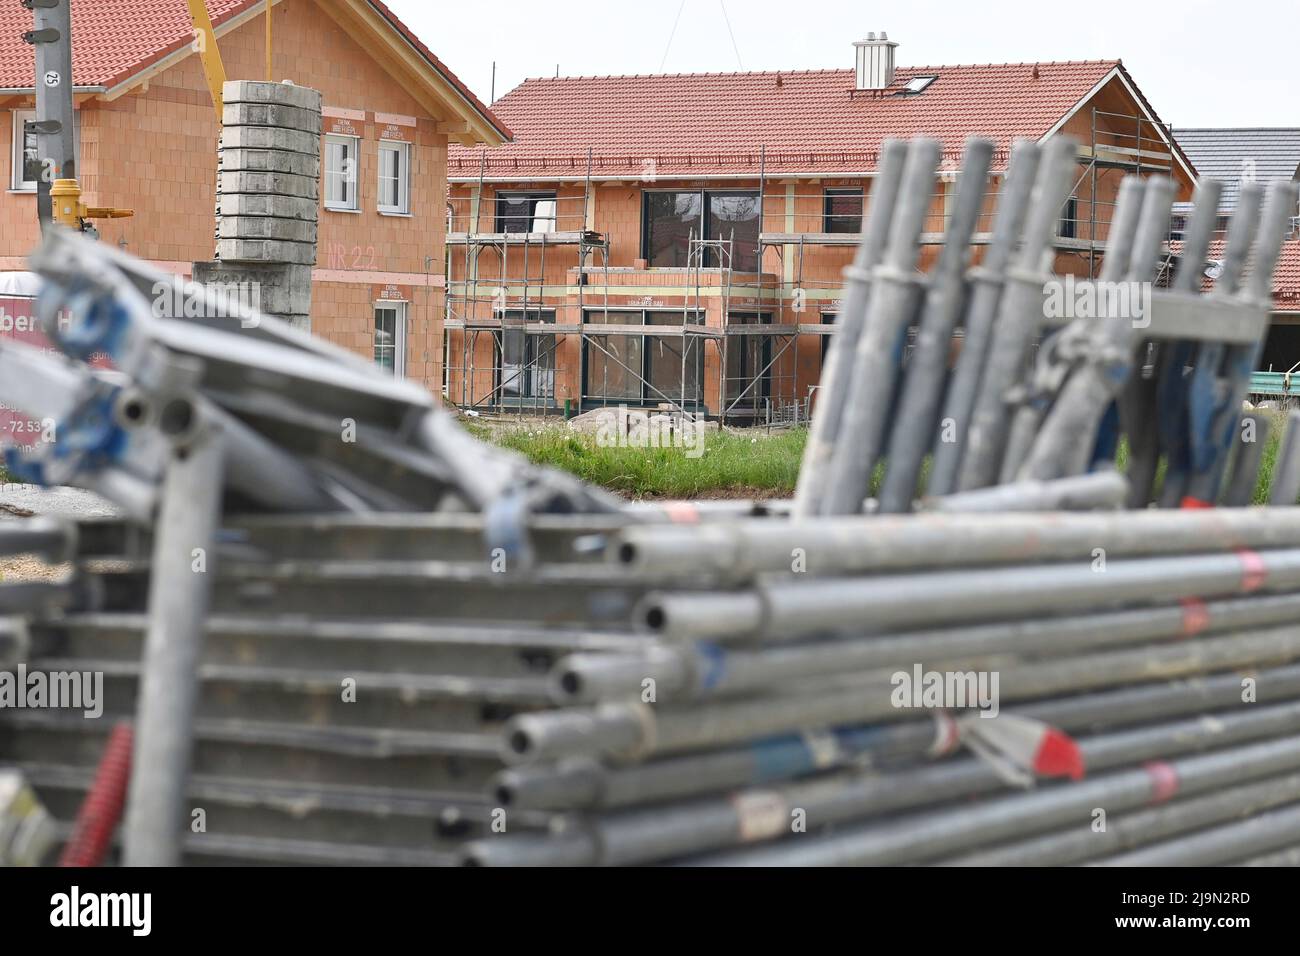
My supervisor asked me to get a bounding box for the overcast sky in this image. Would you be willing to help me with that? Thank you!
[391,0,1297,129]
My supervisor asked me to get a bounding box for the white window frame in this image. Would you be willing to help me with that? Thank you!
[11,109,38,192]
[324,133,360,212]
[377,140,411,215]
[374,301,408,379]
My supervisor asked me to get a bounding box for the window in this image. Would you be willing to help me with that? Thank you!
[642,189,760,272]
[374,302,407,378]
[377,140,410,215]
[901,75,937,94]
[583,309,704,407]
[496,310,556,402]
[495,191,557,233]
[725,312,772,411]
[821,312,837,364]
[824,188,864,234]
[324,134,359,211]
[585,310,643,402]
[1060,196,1078,240]
[642,191,703,269]
[11,110,38,191]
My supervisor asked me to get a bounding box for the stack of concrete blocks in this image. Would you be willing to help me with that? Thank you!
[193,80,322,331]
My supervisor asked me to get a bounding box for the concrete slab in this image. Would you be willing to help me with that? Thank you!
[220,125,319,157]
[218,193,318,222]
[221,148,321,178]
[222,80,323,113]
[217,238,318,266]
[219,216,318,244]
[220,170,319,201]
[222,102,323,136]
[193,260,314,319]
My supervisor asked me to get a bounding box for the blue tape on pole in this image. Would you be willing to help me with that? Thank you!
[750,735,815,782]
[696,642,727,691]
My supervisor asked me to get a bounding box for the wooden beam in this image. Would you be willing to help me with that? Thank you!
[186,0,228,123]
[436,120,472,134]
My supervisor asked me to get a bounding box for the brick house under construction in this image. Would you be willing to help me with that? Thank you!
[0,0,509,386]
[445,37,1197,421]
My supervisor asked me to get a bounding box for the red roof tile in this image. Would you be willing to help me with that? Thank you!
[0,0,255,91]
[1178,238,1300,312]
[448,60,1131,179]
[0,1,508,139]
[1265,239,1300,312]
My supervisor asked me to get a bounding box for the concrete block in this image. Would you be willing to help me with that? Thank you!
[222,80,323,114]
[219,193,318,222]
[219,216,318,243]
[222,101,322,135]
[220,125,319,157]
[217,238,318,266]
[220,170,319,201]
[193,261,314,317]
[220,148,320,178]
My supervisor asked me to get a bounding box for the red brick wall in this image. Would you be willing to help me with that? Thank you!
[0,0,455,388]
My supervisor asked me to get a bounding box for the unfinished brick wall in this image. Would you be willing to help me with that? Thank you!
[0,0,454,388]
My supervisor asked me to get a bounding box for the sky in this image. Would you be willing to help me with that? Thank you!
[391,0,1298,129]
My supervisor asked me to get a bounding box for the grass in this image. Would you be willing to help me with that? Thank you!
[464,419,807,499]
[465,406,1296,503]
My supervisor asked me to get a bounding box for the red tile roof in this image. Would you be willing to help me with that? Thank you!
[1265,239,1300,313]
[1179,238,1300,312]
[0,0,255,91]
[0,1,508,139]
[449,60,1139,179]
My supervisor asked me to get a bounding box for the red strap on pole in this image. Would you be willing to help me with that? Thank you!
[59,722,133,867]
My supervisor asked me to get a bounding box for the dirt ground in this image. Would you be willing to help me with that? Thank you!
[1,512,69,582]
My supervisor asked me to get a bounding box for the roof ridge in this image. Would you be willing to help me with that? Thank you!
[513,58,1121,85]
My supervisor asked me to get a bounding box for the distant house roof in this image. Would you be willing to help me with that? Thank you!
[1270,239,1300,313]
[448,59,1187,181]
[0,0,509,145]
[1179,238,1300,314]
[1173,128,1300,212]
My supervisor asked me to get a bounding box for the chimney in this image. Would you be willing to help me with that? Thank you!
[853,32,898,91]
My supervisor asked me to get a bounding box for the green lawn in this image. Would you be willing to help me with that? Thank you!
[467,408,1294,503]
[464,420,808,499]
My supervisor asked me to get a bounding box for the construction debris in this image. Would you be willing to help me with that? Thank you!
[1,140,1300,867]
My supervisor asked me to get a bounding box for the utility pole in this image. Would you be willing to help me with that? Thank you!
[22,0,75,229]
[22,0,131,234]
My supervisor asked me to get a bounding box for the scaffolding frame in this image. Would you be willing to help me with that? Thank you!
[443,109,1180,423]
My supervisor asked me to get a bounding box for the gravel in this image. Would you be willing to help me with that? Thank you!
[0,484,118,582]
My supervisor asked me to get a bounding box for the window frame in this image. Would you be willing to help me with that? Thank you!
[493,190,558,233]
[640,188,761,271]
[11,109,38,192]
[581,307,706,408]
[374,300,408,379]
[495,309,557,403]
[724,311,774,408]
[823,187,864,234]
[376,139,411,216]
[324,133,361,212]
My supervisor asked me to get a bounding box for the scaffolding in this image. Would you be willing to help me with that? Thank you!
[443,107,1182,423]
[444,149,610,416]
